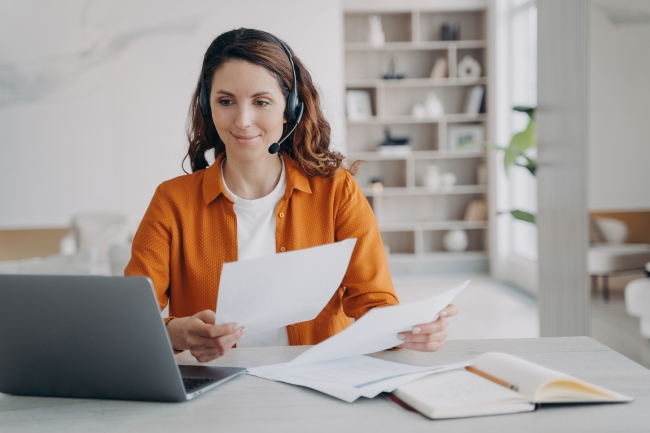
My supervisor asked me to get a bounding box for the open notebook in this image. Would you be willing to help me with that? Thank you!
[391,352,633,420]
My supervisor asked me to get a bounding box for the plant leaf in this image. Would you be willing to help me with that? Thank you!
[515,156,537,176]
[511,210,536,224]
[510,119,536,151]
[503,147,521,172]
[513,105,535,120]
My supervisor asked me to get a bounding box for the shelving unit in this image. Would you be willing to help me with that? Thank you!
[343,5,490,272]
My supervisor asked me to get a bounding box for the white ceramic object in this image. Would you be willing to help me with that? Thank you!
[443,229,469,252]
[424,91,445,117]
[411,102,426,119]
[368,15,385,47]
[424,164,441,189]
[457,55,482,79]
[441,172,457,189]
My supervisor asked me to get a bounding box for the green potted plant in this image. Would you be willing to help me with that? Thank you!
[492,105,537,224]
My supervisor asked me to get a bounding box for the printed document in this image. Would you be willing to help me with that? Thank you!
[248,354,472,402]
[288,280,468,367]
[247,281,470,402]
[215,239,357,336]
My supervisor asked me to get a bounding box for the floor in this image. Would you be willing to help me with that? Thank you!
[392,274,539,341]
[587,271,650,370]
[392,273,650,370]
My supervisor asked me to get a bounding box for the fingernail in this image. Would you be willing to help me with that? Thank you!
[232,323,242,331]
[441,311,448,317]
[397,334,405,340]
[240,327,246,334]
[412,327,421,334]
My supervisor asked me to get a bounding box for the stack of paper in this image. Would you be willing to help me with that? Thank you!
[248,281,470,402]
[214,238,470,402]
[249,355,472,402]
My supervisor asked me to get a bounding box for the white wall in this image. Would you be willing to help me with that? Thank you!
[0,0,344,229]
[589,0,650,210]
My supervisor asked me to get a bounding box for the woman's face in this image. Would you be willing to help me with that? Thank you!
[209,60,287,162]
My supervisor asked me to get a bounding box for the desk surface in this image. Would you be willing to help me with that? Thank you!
[1,337,649,432]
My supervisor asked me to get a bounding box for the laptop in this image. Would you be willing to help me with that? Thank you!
[0,275,246,402]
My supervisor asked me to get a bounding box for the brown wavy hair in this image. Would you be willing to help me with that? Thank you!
[184,28,354,177]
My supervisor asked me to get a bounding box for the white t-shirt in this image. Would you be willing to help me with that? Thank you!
[221,156,289,347]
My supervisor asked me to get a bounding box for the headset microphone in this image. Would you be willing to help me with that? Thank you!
[268,102,304,154]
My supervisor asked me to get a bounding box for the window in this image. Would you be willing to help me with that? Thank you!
[509,0,537,261]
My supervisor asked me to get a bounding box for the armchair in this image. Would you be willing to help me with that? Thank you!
[589,217,650,300]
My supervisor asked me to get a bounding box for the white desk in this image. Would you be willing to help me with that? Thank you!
[1,337,649,432]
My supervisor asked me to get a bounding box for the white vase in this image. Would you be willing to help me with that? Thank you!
[424,91,445,118]
[411,102,426,119]
[424,165,441,189]
[368,15,385,47]
[441,172,457,189]
[443,229,469,252]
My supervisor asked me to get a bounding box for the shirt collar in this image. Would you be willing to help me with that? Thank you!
[202,151,312,205]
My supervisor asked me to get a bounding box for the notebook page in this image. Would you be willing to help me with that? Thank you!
[474,352,565,400]
[393,369,533,417]
[475,352,632,403]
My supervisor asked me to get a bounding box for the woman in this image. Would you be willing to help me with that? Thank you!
[125,28,457,363]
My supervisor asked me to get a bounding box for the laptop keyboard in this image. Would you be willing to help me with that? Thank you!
[183,377,216,392]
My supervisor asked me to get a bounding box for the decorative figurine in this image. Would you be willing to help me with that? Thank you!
[383,57,405,80]
[457,55,482,79]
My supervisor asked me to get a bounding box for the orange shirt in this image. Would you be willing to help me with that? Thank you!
[125,152,399,345]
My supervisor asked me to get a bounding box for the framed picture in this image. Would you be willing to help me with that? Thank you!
[447,124,484,151]
[346,90,373,120]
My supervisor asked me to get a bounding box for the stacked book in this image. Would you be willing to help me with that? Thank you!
[463,199,488,221]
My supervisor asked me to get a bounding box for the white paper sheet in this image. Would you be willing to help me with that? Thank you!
[248,356,473,402]
[284,281,469,367]
[246,282,470,402]
[215,239,357,336]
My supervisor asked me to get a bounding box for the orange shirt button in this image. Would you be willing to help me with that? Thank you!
[279,212,285,218]
[280,247,286,252]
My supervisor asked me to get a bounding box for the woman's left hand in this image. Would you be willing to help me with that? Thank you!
[397,304,458,352]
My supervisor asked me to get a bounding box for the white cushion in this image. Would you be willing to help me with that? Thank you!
[594,217,628,243]
[108,243,132,276]
[0,249,96,275]
[588,244,650,274]
[72,213,131,266]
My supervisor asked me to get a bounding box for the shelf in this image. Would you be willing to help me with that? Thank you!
[348,150,487,161]
[363,185,487,196]
[345,40,487,51]
[378,220,488,232]
[347,114,486,125]
[389,251,489,261]
[345,7,491,271]
[346,77,487,88]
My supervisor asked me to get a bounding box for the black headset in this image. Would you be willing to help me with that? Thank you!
[199,32,305,155]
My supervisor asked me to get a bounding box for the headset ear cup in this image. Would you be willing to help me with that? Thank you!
[199,79,211,118]
[285,89,299,123]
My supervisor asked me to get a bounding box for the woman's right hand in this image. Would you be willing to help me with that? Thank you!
[166,310,245,363]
